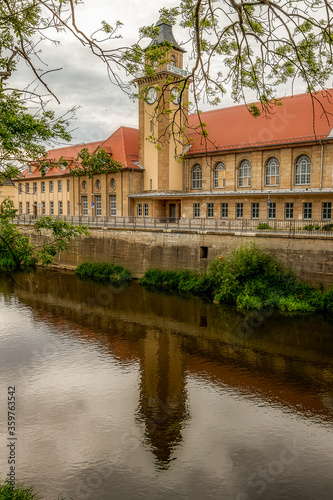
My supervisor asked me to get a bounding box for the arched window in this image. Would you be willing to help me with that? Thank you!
[265,157,279,186]
[214,162,226,188]
[170,54,176,67]
[238,160,251,187]
[192,164,202,189]
[295,155,311,185]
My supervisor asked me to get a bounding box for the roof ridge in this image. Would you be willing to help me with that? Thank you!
[120,126,127,167]
[189,88,333,118]
[48,140,105,153]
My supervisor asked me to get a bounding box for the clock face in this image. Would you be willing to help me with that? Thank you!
[146,87,158,105]
[170,87,181,105]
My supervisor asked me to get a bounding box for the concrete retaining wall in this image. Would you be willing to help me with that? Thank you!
[27,227,333,288]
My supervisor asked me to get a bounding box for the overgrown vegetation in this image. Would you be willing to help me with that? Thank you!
[0,199,89,270]
[0,481,39,500]
[75,262,131,286]
[257,223,271,230]
[0,481,73,499]
[140,244,333,315]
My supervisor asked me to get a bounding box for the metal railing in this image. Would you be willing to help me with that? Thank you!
[13,215,333,237]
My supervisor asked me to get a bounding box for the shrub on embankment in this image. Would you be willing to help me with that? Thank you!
[139,244,333,315]
[0,480,73,499]
[75,262,131,285]
[0,481,38,499]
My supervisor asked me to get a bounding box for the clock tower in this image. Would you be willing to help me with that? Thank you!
[135,19,188,192]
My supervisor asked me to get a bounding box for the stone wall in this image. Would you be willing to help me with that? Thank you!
[26,226,333,288]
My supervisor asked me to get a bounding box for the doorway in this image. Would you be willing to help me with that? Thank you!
[169,203,176,222]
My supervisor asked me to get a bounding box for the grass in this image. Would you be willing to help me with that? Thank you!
[75,261,131,286]
[139,244,333,315]
[0,481,73,500]
[0,482,39,500]
[257,223,271,230]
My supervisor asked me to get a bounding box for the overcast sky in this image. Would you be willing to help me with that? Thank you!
[24,0,184,146]
[21,0,314,148]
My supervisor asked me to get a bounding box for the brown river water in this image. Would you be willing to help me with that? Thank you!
[0,270,333,500]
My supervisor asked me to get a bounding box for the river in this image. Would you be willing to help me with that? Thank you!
[0,270,333,500]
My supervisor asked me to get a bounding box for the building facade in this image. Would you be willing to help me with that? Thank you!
[14,20,333,224]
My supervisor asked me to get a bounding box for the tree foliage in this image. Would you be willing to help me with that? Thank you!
[69,148,123,178]
[128,1,333,150]
[0,199,89,269]
[0,0,129,179]
[138,1,333,110]
[2,1,333,173]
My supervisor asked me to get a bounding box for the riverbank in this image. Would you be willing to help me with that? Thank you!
[23,225,333,288]
[139,245,333,315]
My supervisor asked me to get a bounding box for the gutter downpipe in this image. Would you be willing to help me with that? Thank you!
[319,140,324,190]
[184,158,187,192]
[121,170,123,216]
[128,169,132,216]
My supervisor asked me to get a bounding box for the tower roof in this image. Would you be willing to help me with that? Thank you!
[148,19,185,53]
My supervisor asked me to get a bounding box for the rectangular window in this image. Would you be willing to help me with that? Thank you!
[110,195,116,216]
[33,182,37,194]
[193,203,200,218]
[236,203,243,219]
[59,201,63,215]
[49,181,53,193]
[26,202,30,214]
[41,201,45,215]
[68,201,70,215]
[221,203,228,218]
[322,202,331,220]
[268,202,276,219]
[95,195,102,216]
[41,181,45,193]
[50,201,54,215]
[26,183,29,194]
[303,202,312,220]
[58,180,62,192]
[285,202,294,219]
[251,203,259,219]
[82,196,88,216]
[137,203,142,217]
[19,202,22,214]
[19,183,22,194]
[144,203,149,217]
[207,203,214,218]
[67,179,70,192]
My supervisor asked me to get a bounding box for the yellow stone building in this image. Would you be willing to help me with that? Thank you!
[14,20,333,224]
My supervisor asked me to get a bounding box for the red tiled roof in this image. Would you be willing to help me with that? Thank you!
[20,90,333,181]
[21,127,139,179]
[99,126,139,169]
[188,89,333,154]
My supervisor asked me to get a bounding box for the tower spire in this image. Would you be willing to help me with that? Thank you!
[148,19,185,53]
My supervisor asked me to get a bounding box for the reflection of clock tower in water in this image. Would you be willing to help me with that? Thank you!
[135,19,188,194]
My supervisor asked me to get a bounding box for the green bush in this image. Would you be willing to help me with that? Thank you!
[303,224,314,231]
[257,223,271,230]
[75,262,131,285]
[140,244,333,316]
[322,223,333,231]
[0,481,73,499]
[0,481,39,499]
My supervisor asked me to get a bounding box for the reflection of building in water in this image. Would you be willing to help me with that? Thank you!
[136,328,188,469]
[4,271,333,463]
